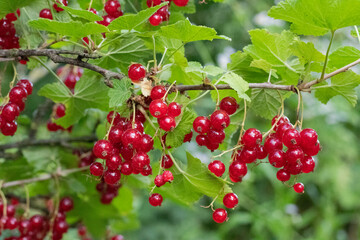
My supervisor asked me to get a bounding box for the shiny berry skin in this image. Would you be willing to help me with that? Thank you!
[120,145,134,161]
[264,137,282,154]
[104,0,121,18]
[282,129,301,148]
[149,193,163,207]
[53,0,68,12]
[207,128,225,144]
[149,99,168,118]
[210,110,230,131]
[286,147,304,163]
[158,116,176,131]
[9,86,27,105]
[90,162,104,177]
[39,8,53,19]
[173,0,189,7]
[154,174,165,187]
[149,13,163,26]
[301,155,315,173]
[89,8,98,14]
[147,0,162,7]
[134,110,146,123]
[208,160,225,177]
[128,64,146,83]
[1,121,17,136]
[219,97,238,115]
[6,204,16,217]
[229,161,247,178]
[2,103,20,122]
[104,169,121,185]
[107,111,121,124]
[223,193,238,208]
[183,131,193,143]
[193,116,211,134]
[64,74,79,89]
[161,154,173,169]
[157,6,170,21]
[30,215,44,229]
[300,128,318,148]
[16,79,33,95]
[120,162,132,175]
[139,134,154,153]
[150,85,166,100]
[302,140,320,156]
[93,140,113,159]
[112,235,124,240]
[276,169,290,182]
[55,104,66,118]
[19,219,30,234]
[122,129,142,149]
[271,115,289,131]
[6,217,18,229]
[106,154,122,170]
[293,183,304,193]
[168,102,182,117]
[126,120,144,133]
[276,123,292,140]
[141,164,153,176]
[108,127,123,144]
[162,170,174,182]
[206,140,219,151]
[268,150,285,168]
[55,220,68,234]
[132,152,150,171]
[59,197,73,212]
[256,145,268,159]
[241,128,262,148]
[212,208,227,223]
[238,147,257,164]
[285,161,303,175]
[196,134,207,146]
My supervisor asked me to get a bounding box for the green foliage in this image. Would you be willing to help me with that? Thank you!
[0,0,32,18]
[62,6,103,21]
[219,72,250,101]
[108,78,133,108]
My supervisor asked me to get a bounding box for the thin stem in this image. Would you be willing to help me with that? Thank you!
[158,47,168,68]
[163,81,176,101]
[238,99,247,143]
[167,151,186,175]
[49,174,60,239]
[212,145,242,159]
[294,87,302,129]
[320,31,335,81]
[132,102,136,129]
[0,184,7,218]
[354,26,360,44]
[88,0,94,10]
[127,0,138,12]
[267,69,272,83]
[105,110,117,140]
[152,35,157,69]
[98,33,126,50]
[209,82,220,108]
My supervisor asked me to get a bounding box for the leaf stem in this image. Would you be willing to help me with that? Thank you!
[354,26,360,44]
[320,31,335,81]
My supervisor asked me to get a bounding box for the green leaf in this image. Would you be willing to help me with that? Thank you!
[156,152,232,206]
[108,78,132,108]
[244,29,301,84]
[28,19,109,39]
[220,72,250,101]
[0,0,33,19]
[166,109,197,148]
[268,0,360,36]
[62,6,103,21]
[250,89,286,119]
[290,40,325,65]
[227,51,268,83]
[328,46,360,69]
[159,19,231,43]
[0,157,34,182]
[38,73,110,128]
[186,61,225,76]
[22,147,59,172]
[108,3,167,31]
[314,71,360,106]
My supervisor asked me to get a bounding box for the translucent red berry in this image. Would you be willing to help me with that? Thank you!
[150,85,166,100]
[139,134,154,153]
[59,197,73,212]
[106,154,122,170]
[276,123,292,140]
[168,102,182,117]
[241,128,262,148]
[276,169,290,182]
[39,8,53,19]
[2,103,20,122]
[128,64,146,83]
[212,208,227,223]
[16,79,33,95]
[1,121,17,136]
[93,140,113,159]
[223,193,238,208]
[264,137,282,153]
[158,116,176,131]
[149,99,168,118]
[210,110,230,131]
[162,170,173,182]
[268,150,286,168]
[90,162,104,176]
[53,0,68,12]
[193,116,211,134]
[161,154,173,169]
[301,155,315,173]
[173,0,189,7]
[121,129,142,149]
[293,183,304,193]
[147,0,162,7]
[104,0,122,18]
[149,13,163,26]
[104,169,121,185]
[149,193,163,207]
[300,128,318,148]
[219,97,238,115]
[256,145,268,159]
[208,160,225,177]
[131,152,150,171]
[9,86,27,105]
[154,175,165,187]
[195,134,207,146]
[302,140,320,156]
[238,147,257,164]
[183,131,193,143]
[207,128,225,144]
[282,129,301,148]
[271,115,289,131]
[229,161,247,178]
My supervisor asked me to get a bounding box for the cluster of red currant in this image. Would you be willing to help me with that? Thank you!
[96,180,122,205]
[211,192,239,223]
[56,65,83,92]
[46,104,73,132]
[0,9,21,51]
[77,224,124,240]
[39,0,69,20]
[194,97,238,151]
[0,197,73,240]
[0,79,33,136]
[96,0,123,27]
[147,0,189,26]
[90,110,153,184]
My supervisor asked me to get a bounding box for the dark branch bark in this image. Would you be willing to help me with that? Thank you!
[175,83,295,92]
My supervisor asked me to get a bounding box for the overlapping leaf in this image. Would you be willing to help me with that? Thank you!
[0,0,33,19]
[328,46,360,69]
[108,78,133,108]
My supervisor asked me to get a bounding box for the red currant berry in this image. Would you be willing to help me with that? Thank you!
[5,217,18,230]
[9,86,27,105]
[212,208,227,223]
[301,155,315,173]
[183,131,193,143]
[89,8,98,14]
[271,115,289,131]
[208,160,225,177]
[125,120,144,133]
[219,97,238,115]
[104,169,121,185]
[149,13,163,26]
[149,193,163,207]
[19,219,30,235]
[111,235,124,240]
[55,220,68,233]
[241,128,262,148]
[106,154,122,170]
[256,145,268,159]
[6,13,17,22]
[2,103,20,122]
[154,174,165,187]
[302,140,321,156]
[223,193,238,208]
[168,102,182,117]
[104,0,122,18]
[268,150,286,168]
[30,215,44,229]
[276,169,290,182]
[121,129,142,149]
[161,154,173,169]
[147,0,162,7]
[131,152,150,171]
[206,139,220,151]
[264,137,282,154]
[282,129,301,148]
[141,164,153,176]
[1,121,17,136]
[120,161,132,175]
[93,140,113,159]
[207,128,225,144]
[276,123,292,140]
[210,110,230,131]
[59,197,73,212]
[300,128,318,148]
[193,116,211,134]
[107,111,120,124]
[16,79,33,95]
[229,161,248,178]
[39,8,53,19]
[158,116,176,131]
[90,162,104,176]
[238,147,257,164]
[284,161,303,175]
[293,183,304,193]
[134,110,146,123]
[128,64,146,83]
[173,0,189,7]
[53,0,68,12]
[55,104,66,118]
[286,146,304,163]
[149,99,168,118]
[157,6,170,21]
[120,145,134,161]
[195,134,207,146]
[162,170,173,182]
[108,127,123,144]
[138,134,154,153]
[150,85,166,100]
